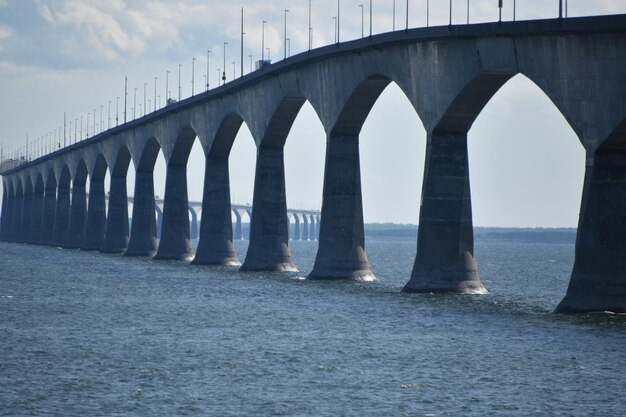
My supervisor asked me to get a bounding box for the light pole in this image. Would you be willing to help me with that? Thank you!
[178,64,182,101]
[80,116,83,140]
[262,20,266,61]
[284,9,289,59]
[74,118,77,144]
[337,0,340,43]
[116,96,119,126]
[333,16,337,43]
[241,8,245,78]
[405,0,409,30]
[223,42,228,85]
[143,82,147,116]
[286,38,291,57]
[154,76,157,111]
[427,0,430,27]
[124,76,127,124]
[359,4,364,37]
[133,88,137,119]
[166,70,170,102]
[108,100,111,129]
[467,0,469,24]
[191,57,196,96]
[86,114,89,138]
[308,0,312,50]
[514,0,517,21]
[206,50,211,90]
[499,0,503,22]
[449,0,452,25]
[369,0,372,37]
[100,105,103,132]
[393,0,396,31]
[232,61,236,80]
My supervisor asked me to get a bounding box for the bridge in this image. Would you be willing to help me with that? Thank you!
[1,14,625,313]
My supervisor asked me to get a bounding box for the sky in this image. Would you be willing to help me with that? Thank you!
[0,0,624,227]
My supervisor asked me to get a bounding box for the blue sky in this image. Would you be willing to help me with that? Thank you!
[0,0,624,226]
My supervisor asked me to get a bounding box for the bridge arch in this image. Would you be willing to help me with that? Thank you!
[51,165,71,246]
[66,160,88,248]
[29,173,45,243]
[21,177,34,243]
[41,167,57,245]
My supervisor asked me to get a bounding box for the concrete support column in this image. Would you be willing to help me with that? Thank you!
[12,190,24,242]
[241,147,296,271]
[309,214,316,241]
[403,131,486,294]
[154,164,193,260]
[556,148,626,313]
[155,206,163,239]
[41,186,57,245]
[101,175,129,253]
[316,215,321,239]
[193,157,240,265]
[309,133,374,280]
[293,213,301,241]
[6,193,17,242]
[82,177,106,250]
[246,210,252,239]
[65,182,87,248]
[20,188,34,243]
[0,191,8,241]
[233,210,243,240]
[52,183,71,246]
[29,188,44,243]
[125,170,158,256]
[302,215,309,241]
[189,208,199,240]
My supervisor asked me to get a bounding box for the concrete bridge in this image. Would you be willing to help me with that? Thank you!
[1,15,625,313]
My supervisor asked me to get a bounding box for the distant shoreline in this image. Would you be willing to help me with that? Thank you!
[364,224,577,244]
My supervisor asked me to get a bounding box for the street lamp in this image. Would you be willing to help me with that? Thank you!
[133,88,137,119]
[337,0,340,43]
[223,42,228,85]
[191,57,196,96]
[206,50,211,90]
[393,0,396,31]
[262,20,266,61]
[308,0,312,50]
[359,4,364,38]
[284,9,289,59]
[143,82,147,116]
[332,16,337,43]
[232,61,236,80]
[406,0,409,30]
[154,76,158,111]
[178,64,182,101]
[369,0,372,37]
[116,96,119,126]
[286,38,291,57]
[427,0,430,27]
[166,70,170,102]
[108,100,111,129]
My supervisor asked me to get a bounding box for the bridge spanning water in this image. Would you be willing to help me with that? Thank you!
[1,14,625,313]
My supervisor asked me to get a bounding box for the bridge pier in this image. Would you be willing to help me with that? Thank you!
[193,157,240,266]
[293,213,301,241]
[241,146,296,272]
[233,210,243,240]
[309,133,374,281]
[13,188,24,242]
[29,184,44,243]
[125,170,158,256]
[101,175,129,253]
[154,164,193,260]
[82,176,106,250]
[66,178,87,248]
[41,179,57,245]
[52,181,71,246]
[6,189,17,242]
[309,214,317,241]
[557,145,626,313]
[302,214,309,241]
[19,186,33,243]
[0,189,8,240]
[403,131,486,294]
[189,207,198,240]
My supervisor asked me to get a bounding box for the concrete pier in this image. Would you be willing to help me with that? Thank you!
[293,213,301,241]
[241,146,296,272]
[82,174,106,251]
[154,164,193,260]
[41,175,57,245]
[29,180,44,243]
[309,133,374,281]
[0,188,9,240]
[233,210,243,241]
[100,175,129,253]
[193,157,240,265]
[302,214,309,241]
[309,214,316,241]
[12,187,24,242]
[51,173,71,247]
[66,172,87,249]
[125,170,158,256]
[189,207,198,240]
[556,144,626,313]
[404,131,487,294]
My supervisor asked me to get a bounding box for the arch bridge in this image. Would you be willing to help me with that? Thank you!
[1,15,625,313]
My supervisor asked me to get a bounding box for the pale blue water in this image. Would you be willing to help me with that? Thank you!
[1,236,625,416]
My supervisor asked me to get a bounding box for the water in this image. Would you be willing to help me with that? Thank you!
[1,236,625,416]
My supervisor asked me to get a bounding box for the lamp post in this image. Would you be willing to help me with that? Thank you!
[286,38,291,57]
[133,88,137,119]
[359,4,364,37]
[100,105,103,132]
[80,116,83,140]
[178,64,182,101]
[427,0,430,26]
[499,0,503,22]
[449,0,452,25]
[143,82,147,116]
[206,50,211,90]
[223,42,228,85]
[308,0,312,51]
[232,61,236,80]
[393,0,396,31]
[166,70,170,103]
[74,118,77,144]
[262,20,266,61]
[116,96,119,126]
[406,0,409,30]
[333,16,337,43]
[369,0,372,37]
[337,0,340,43]
[467,0,469,24]
[108,100,111,129]
[192,57,196,96]
[284,9,289,59]
[154,76,157,111]
[124,76,127,124]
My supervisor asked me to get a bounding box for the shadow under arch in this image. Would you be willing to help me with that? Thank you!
[126,137,162,257]
[20,177,34,243]
[66,160,89,248]
[83,155,108,250]
[101,146,132,253]
[2,181,16,241]
[193,113,249,266]
[11,178,24,243]
[154,126,198,260]
[51,165,71,246]
[310,74,414,281]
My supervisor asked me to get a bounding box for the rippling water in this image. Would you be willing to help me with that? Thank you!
[1,236,625,416]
